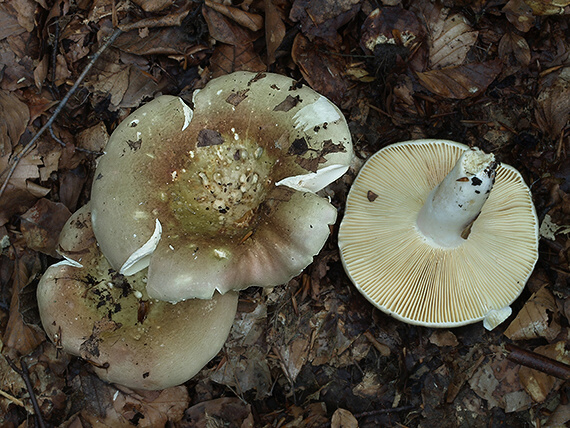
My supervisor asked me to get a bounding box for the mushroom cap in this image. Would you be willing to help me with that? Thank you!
[38,204,238,390]
[338,139,539,328]
[91,71,352,302]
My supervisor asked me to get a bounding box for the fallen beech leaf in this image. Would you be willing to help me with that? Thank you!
[289,0,361,42]
[130,0,173,12]
[504,286,561,341]
[0,89,29,152]
[331,408,358,428]
[203,4,260,46]
[428,12,479,69]
[535,67,570,140]
[519,341,570,402]
[183,397,254,427]
[291,33,350,105]
[498,32,531,69]
[429,330,459,347]
[205,0,263,32]
[20,199,71,257]
[265,0,286,64]
[523,0,570,15]
[209,43,266,77]
[503,0,536,32]
[416,60,502,99]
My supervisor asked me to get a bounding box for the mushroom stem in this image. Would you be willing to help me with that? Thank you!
[416,147,498,248]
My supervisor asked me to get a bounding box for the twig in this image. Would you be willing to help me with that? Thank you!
[0,27,123,200]
[6,357,47,428]
[0,388,25,407]
[505,343,570,380]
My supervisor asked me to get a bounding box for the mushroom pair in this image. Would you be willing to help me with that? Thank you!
[339,139,539,330]
[37,72,354,389]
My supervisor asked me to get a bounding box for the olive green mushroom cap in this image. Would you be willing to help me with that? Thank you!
[37,204,238,390]
[91,71,353,302]
[338,140,539,329]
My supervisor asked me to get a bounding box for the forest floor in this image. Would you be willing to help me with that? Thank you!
[1,0,570,427]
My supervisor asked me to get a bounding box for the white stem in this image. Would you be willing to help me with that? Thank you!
[416,147,498,248]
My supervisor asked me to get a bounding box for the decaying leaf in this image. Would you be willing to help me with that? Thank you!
[427,11,479,69]
[504,286,561,341]
[331,408,358,428]
[20,199,71,257]
[503,0,536,32]
[519,341,570,402]
[523,0,570,15]
[205,0,263,32]
[265,0,286,65]
[289,0,361,42]
[182,397,254,428]
[535,66,570,140]
[416,60,502,99]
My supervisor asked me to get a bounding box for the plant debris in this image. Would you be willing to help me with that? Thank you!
[1,0,569,426]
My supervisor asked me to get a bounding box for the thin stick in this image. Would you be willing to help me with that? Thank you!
[0,28,123,200]
[0,389,25,407]
[6,357,47,428]
[505,343,570,380]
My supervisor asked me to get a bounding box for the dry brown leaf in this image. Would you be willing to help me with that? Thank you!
[2,251,44,356]
[20,199,71,257]
[130,0,174,13]
[76,122,109,153]
[0,2,27,40]
[535,66,570,140]
[203,4,260,46]
[112,386,189,427]
[504,286,561,341]
[291,33,350,106]
[416,60,502,99]
[331,408,358,428]
[209,43,266,77]
[289,0,361,42]
[428,12,479,69]
[499,31,531,74]
[503,0,536,32]
[429,330,459,347]
[183,397,254,428]
[519,341,570,402]
[523,0,570,15]
[265,0,286,65]
[205,0,263,32]
[0,90,29,154]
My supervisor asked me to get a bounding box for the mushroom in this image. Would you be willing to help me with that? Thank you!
[91,71,353,302]
[338,139,539,330]
[37,204,238,390]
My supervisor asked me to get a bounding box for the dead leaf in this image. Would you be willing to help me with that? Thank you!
[498,32,531,71]
[2,250,44,355]
[519,341,570,402]
[209,43,266,77]
[0,2,27,40]
[182,397,254,428]
[291,33,350,106]
[203,4,260,46]
[535,66,570,140]
[416,60,502,99]
[331,408,358,428]
[265,0,286,65]
[503,0,536,32]
[205,0,263,32]
[428,12,479,69]
[0,90,29,154]
[504,286,561,341]
[20,199,71,257]
[429,330,459,347]
[130,0,174,13]
[112,386,190,427]
[523,0,570,15]
[289,0,361,42]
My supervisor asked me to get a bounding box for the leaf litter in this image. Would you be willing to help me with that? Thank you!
[0,0,570,426]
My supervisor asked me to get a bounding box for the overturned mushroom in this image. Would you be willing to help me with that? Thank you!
[37,204,238,390]
[91,71,353,302]
[338,140,539,330]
